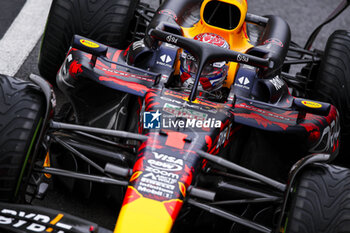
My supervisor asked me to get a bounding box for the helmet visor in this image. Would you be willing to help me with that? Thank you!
[181,52,226,78]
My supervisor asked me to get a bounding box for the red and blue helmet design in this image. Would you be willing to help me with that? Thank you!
[180,33,229,92]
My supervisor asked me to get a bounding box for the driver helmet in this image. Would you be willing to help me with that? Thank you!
[180,33,229,92]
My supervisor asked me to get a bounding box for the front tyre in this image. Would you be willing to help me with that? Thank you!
[285,164,350,233]
[38,0,139,84]
[0,75,45,202]
[311,30,350,160]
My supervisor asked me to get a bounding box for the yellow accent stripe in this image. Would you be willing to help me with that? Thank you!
[114,196,173,233]
[44,151,51,178]
[46,214,64,232]
[50,214,64,225]
[130,171,142,182]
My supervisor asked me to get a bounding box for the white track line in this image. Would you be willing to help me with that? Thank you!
[0,0,52,76]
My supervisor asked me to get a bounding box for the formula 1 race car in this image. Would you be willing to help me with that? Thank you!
[1,0,350,232]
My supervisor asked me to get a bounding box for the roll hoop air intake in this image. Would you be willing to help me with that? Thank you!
[145,0,291,77]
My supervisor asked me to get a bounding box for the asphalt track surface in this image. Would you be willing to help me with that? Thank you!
[0,0,350,230]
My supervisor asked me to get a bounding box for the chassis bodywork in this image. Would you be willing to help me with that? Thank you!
[1,0,349,232]
[53,27,340,232]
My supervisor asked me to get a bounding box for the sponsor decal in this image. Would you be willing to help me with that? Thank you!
[143,172,178,185]
[164,43,176,48]
[330,118,340,151]
[146,152,184,172]
[163,103,221,128]
[145,167,180,179]
[163,90,218,108]
[138,167,179,198]
[133,152,195,201]
[181,52,196,61]
[163,103,208,121]
[161,74,169,81]
[216,123,232,149]
[160,54,172,63]
[241,64,255,70]
[310,116,340,153]
[238,76,250,85]
[140,176,175,191]
[152,152,184,166]
[158,9,178,21]
[301,101,322,109]
[166,35,178,44]
[213,61,226,68]
[138,184,171,197]
[199,106,218,114]
[156,54,173,68]
[237,54,249,63]
[100,67,154,82]
[269,76,284,90]
[148,160,182,171]
[132,40,145,50]
[263,38,284,47]
[80,39,99,48]
[160,97,218,114]
[235,76,251,90]
[0,209,72,233]
[238,103,292,121]
[193,33,230,49]
[160,96,184,105]
[137,152,185,198]
[67,54,73,63]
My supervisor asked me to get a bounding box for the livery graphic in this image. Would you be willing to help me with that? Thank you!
[3,0,348,233]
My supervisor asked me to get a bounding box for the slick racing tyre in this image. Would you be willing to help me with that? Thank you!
[0,75,45,202]
[38,0,139,84]
[311,30,350,160]
[285,164,350,233]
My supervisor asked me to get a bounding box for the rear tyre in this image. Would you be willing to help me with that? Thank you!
[311,30,350,161]
[38,0,139,84]
[285,164,350,233]
[0,75,45,202]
